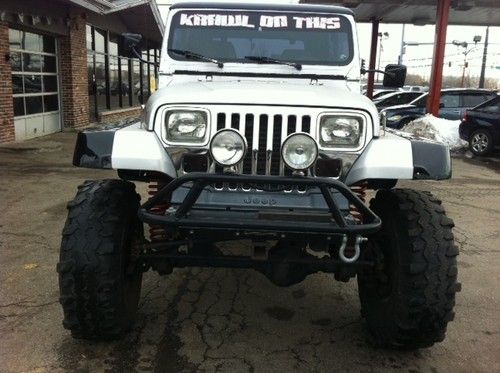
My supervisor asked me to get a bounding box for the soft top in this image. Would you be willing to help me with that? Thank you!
[170,2,354,16]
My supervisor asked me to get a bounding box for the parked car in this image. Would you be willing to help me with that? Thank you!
[459,95,500,156]
[373,91,423,111]
[407,85,427,92]
[371,89,397,99]
[382,88,496,129]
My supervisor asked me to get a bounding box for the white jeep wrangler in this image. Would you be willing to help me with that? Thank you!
[57,2,460,349]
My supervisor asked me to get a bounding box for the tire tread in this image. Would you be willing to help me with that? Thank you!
[359,188,460,349]
[57,179,141,340]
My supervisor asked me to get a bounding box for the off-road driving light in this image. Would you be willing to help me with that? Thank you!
[281,133,318,171]
[319,116,363,147]
[166,110,207,143]
[210,129,247,167]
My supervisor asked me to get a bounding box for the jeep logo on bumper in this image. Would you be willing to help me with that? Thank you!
[244,197,277,206]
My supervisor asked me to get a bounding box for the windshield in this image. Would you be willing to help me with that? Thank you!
[411,93,428,107]
[168,10,354,66]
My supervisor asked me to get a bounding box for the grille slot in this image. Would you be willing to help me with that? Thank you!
[214,110,313,176]
[216,113,225,130]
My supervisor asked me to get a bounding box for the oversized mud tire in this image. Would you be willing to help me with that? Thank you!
[57,180,143,340]
[358,189,460,349]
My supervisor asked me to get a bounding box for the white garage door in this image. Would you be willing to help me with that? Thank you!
[9,29,61,141]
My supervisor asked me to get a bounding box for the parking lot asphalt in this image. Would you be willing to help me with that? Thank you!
[0,132,499,373]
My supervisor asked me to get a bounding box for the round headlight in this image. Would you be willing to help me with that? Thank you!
[281,133,318,171]
[210,129,247,167]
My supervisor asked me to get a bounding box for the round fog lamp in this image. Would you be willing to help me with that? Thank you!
[281,133,318,171]
[210,129,247,167]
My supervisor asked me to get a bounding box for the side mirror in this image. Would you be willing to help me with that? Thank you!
[383,64,407,88]
[121,33,143,58]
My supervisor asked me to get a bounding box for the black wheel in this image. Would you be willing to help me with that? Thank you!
[469,129,493,156]
[358,189,460,349]
[57,180,143,340]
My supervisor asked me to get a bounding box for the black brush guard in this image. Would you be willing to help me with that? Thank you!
[138,173,381,236]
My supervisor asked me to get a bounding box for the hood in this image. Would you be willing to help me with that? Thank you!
[147,80,376,111]
[144,79,382,137]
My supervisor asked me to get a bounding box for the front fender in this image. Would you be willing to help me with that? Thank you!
[73,122,177,178]
[344,132,451,185]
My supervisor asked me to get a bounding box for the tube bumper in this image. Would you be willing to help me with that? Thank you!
[138,173,381,236]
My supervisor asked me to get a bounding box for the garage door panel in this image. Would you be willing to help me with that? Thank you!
[43,113,60,135]
[24,117,44,140]
[14,118,27,141]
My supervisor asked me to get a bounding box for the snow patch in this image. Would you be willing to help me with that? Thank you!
[397,114,467,151]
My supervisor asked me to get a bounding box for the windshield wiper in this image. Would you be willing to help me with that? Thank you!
[244,56,302,71]
[168,49,224,68]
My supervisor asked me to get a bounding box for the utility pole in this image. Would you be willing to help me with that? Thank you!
[453,36,481,88]
[398,24,406,64]
[479,26,489,88]
[377,32,389,82]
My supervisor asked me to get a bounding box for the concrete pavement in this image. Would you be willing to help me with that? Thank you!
[0,132,499,372]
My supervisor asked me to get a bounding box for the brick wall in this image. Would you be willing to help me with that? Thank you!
[60,12,89,130]
[0,22,15,143]
[98,107,143,124]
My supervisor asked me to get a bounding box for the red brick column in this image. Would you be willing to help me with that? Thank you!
[0,22,15,143]
[60,12,89,129]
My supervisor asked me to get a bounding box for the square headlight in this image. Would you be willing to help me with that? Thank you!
[165,110,207,143]
[319,116,363,148]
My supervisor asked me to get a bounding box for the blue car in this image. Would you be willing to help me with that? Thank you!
[381,88,496,129]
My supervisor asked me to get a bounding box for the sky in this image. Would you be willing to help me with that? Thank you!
[155,0,500,82]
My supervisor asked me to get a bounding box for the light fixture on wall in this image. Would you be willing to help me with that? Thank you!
[31,15,41,26]
[411,16,431,26]
[452,0,475,11]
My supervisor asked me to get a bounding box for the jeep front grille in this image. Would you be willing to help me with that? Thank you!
[215,111,312,175]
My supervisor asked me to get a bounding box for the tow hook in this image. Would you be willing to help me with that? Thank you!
[339,235,367,263]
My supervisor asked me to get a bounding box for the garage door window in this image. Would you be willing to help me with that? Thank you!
[9,29,59,117]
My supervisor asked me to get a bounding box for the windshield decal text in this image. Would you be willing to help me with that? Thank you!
[180,14,256,28]
[177,12,343,30]
[293,17,340,30]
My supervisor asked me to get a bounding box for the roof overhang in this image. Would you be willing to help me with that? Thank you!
[300,0,500,26]
[66,0,164,41]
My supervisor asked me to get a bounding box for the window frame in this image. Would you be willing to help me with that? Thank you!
[460,93,493,108]
[440,93,460,108]
[9,28,60,118]
[86,24,160,121]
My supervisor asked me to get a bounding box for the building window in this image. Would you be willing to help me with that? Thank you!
[9,29,59,118]
[86,25,159,121]
[121,58,131,107]
[132,60,141,106]
[109,56,120,109]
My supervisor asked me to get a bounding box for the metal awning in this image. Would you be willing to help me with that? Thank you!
[62,0,164,42]
[300,0,500,26]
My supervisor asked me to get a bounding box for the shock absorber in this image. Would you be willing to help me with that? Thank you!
[148,179,170,242]
[350,181,368,224]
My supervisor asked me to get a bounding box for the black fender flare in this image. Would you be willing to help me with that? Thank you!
[411,140,451,180]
